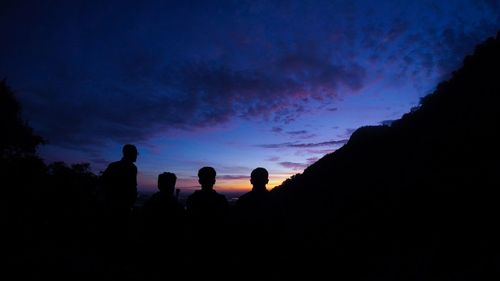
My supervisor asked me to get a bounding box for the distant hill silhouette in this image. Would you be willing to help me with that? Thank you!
[269,32,500,280]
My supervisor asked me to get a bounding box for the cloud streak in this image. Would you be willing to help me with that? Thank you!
[258,139,348,149]
[278,156,319,171]
[219,175,249,180]
[286,130,308,135]
[278,162,309,170]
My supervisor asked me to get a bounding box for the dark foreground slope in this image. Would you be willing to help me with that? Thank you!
[271,32,500,280]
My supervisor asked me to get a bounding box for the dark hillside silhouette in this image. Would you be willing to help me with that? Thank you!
[271,32,500,280]
[3,31,500,280]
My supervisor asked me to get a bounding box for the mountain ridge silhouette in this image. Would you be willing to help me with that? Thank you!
[274,31,499,201]
[268,31,500,280]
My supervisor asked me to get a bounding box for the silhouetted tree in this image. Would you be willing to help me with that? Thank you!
[45,162,99,237]
[0,80,44,159]
[1,80,49,280]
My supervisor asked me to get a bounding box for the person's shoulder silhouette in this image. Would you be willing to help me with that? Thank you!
[140,172,186,276]
[184,167,229,279]
[186,167,228,219]
[100,144,138,210]
[142,172,185,219]
[232,167,280,277]
[236,167,270,211]
[141,172,185,246]
[96,144,139,256]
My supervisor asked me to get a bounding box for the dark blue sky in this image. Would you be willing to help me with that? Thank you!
[1,0,499,192]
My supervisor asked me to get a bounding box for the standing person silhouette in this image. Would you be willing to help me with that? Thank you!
[141,172,185,244]
[140,172,186,279]
[234,167,273,241]
[233,167,281,277]
[99,144,139,252]
[235,167,271,216]
[185,167,228,278]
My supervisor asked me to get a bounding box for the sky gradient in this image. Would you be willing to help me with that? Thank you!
[1,0,499,194]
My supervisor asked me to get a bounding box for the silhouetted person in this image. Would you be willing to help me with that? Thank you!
[233,168,277,269]
[140,172,186,278]
[235,167,271,218]
[141,172,185,241]
[185,167,228,278]
[98,144,138,252]
[186,166,228,223]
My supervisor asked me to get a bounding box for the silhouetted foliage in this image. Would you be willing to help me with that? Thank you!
[0,80,44,159]
[45,161,99,224]
[2,81,103,280]
[0,80,46,195]
[1,80,46,244]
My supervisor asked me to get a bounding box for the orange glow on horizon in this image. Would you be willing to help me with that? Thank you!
[213,172,294,193]
[139,172,295,194]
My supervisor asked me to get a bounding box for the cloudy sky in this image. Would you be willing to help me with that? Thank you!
[1,0,499,194]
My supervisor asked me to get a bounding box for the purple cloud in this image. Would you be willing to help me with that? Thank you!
[278,156,318,170]
[306,157,319,163]
[272,127,283,133]
[278,162,309,170]
[258,139,348,149]
[219,175,249,180]
[286,130,308,135]
[267,156,280,162]
[305,149,337,155]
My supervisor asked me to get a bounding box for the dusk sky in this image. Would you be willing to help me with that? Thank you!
[1,0,499,194]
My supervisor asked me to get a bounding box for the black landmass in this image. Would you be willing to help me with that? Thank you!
[2,31,500,280]
[270,31,500,280]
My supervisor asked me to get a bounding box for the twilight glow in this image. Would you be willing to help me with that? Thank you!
[1,0,499,194]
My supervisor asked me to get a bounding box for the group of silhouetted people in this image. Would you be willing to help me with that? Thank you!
[96,144,281,279]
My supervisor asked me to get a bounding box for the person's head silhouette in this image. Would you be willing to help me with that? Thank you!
[198,166,216,190]
[122,144,138,162]
[250,167,269,191]
[158,172,176,194]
